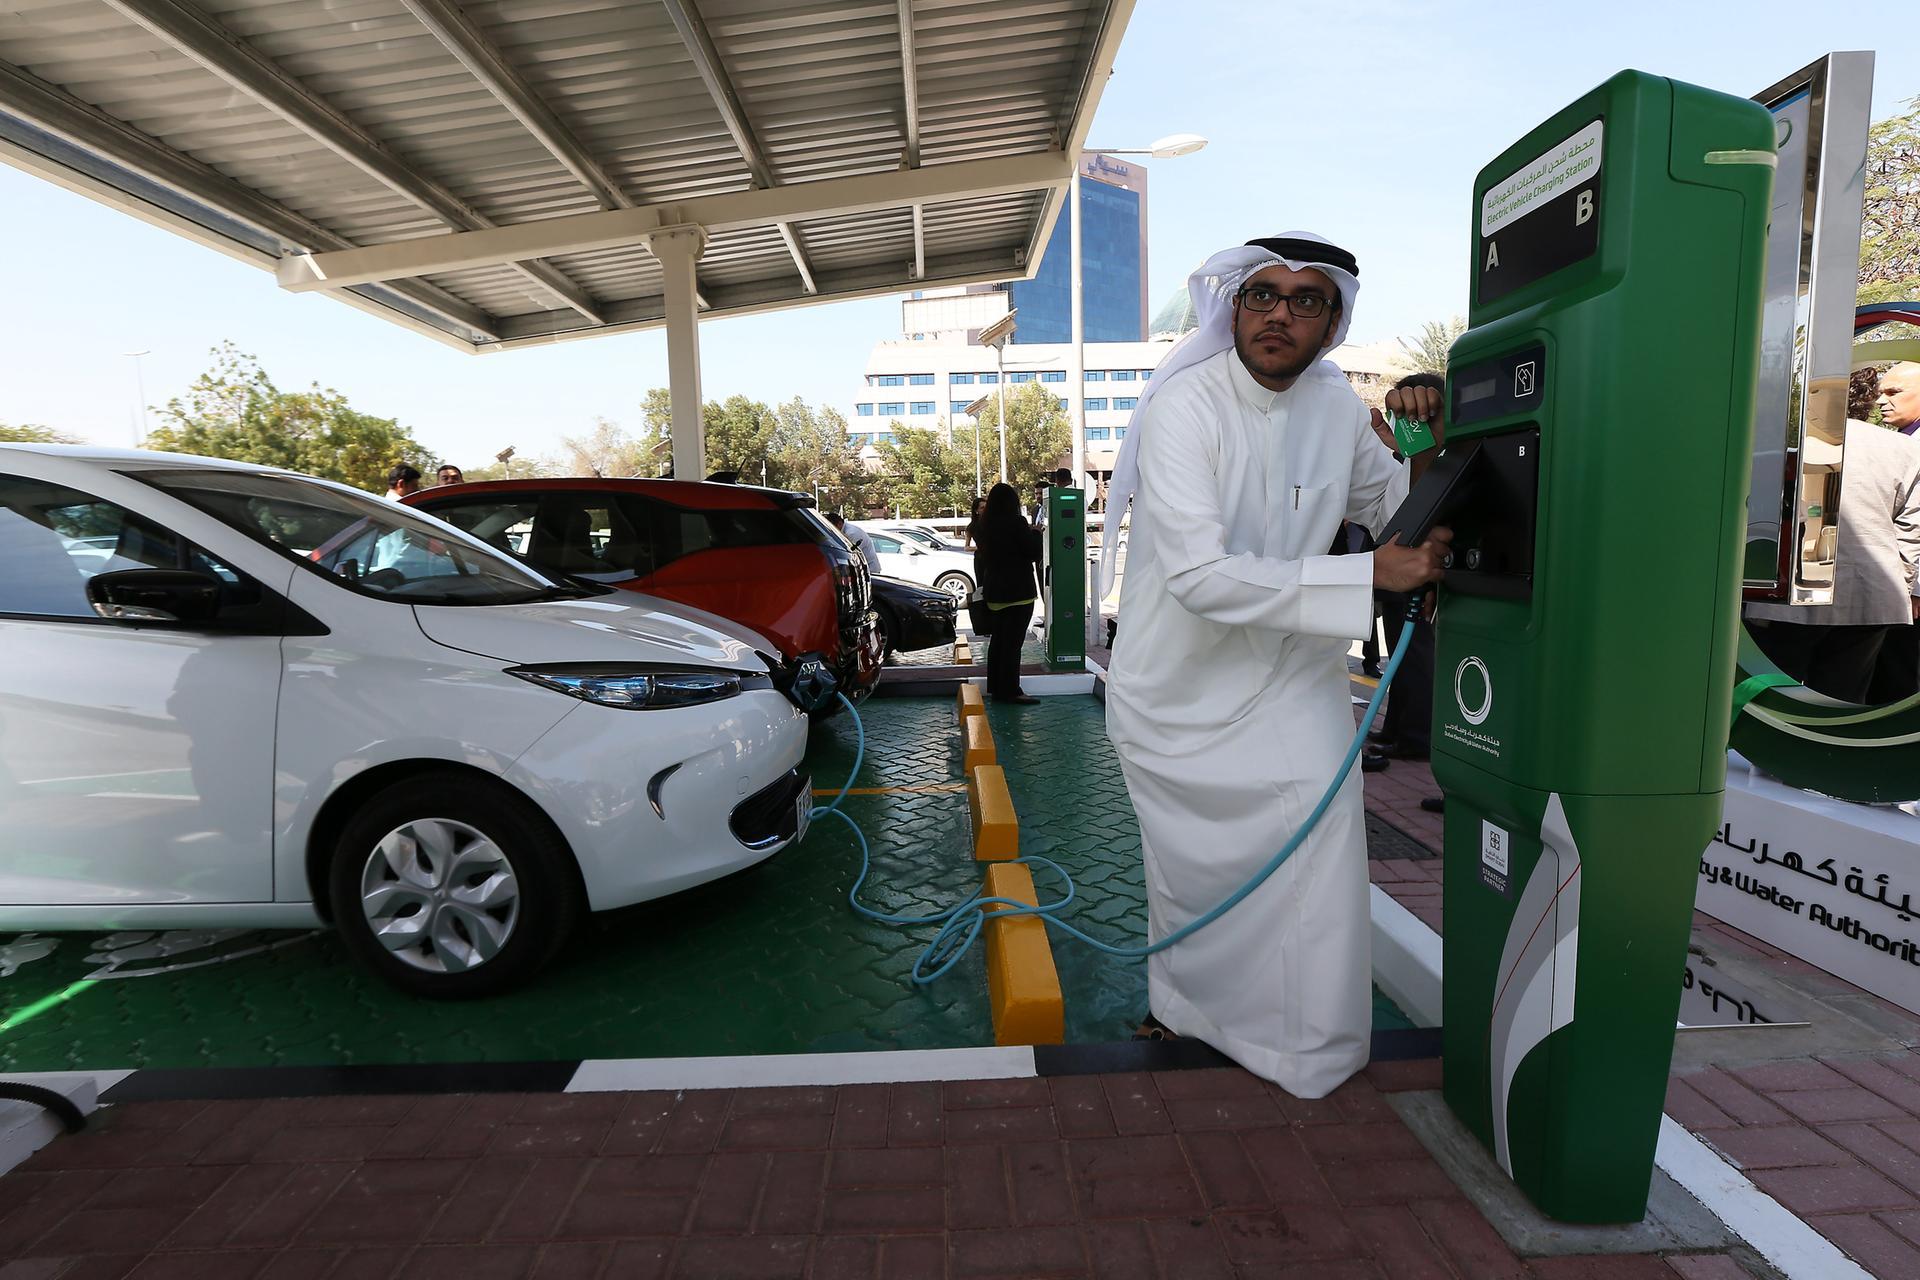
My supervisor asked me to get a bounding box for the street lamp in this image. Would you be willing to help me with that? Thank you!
[122,349,151,445]
[964,394,992,494]
[977,309,1018,486]
[1069,134,1208,489]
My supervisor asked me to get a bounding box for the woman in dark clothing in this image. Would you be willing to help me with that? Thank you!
[961,495,988,551]
[971,482,1043,704]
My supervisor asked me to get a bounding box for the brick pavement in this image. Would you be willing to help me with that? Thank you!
[1,1066,1749,1279]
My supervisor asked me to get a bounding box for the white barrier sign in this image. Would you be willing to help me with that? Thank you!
[1696,763,1920,1017]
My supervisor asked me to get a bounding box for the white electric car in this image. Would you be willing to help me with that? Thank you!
[877,523,967,555]
[855,523,978,605]
[0,446,812,997]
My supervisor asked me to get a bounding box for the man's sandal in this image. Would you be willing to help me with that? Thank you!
[1132,1014,1179,1042]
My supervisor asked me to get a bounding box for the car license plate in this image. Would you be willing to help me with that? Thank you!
[794,777,813,843]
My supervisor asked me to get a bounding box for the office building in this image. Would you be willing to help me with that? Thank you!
[843,150,1411,490]
[846,318,1412,485]
[1005,153,1149,344]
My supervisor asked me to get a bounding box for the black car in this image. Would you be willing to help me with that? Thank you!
[870,573,957,660]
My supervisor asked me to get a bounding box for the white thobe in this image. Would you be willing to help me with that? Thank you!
[1106,348,1408,1098]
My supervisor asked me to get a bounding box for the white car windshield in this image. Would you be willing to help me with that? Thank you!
[140,469,574,606]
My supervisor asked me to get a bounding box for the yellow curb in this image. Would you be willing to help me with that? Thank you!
[962,714,997,776]
[968,764,1019,861]
[982,861,1065,1046]
[953,637,973,664]
[956,682,985,729]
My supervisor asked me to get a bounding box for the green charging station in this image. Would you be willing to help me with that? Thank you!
[1413,72,1774,1223]
[1043,486,1086,667]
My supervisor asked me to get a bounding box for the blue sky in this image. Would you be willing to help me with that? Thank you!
[1,1,1915,464]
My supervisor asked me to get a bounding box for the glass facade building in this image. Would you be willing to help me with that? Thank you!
[1006,156,1147,345]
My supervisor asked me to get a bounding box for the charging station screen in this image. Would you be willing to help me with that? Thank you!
[1451,345,1548,428]
[1477,119,1604,304]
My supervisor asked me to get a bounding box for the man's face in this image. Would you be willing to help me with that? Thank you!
[1232,264,1340,389]
[393,477,419,496]
[438,467,463,486]
[1878,364,1920,431]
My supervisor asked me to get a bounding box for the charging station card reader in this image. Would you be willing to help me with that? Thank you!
[1382,428,1539,601]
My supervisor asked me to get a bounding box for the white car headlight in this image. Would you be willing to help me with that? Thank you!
[508,665,751,709]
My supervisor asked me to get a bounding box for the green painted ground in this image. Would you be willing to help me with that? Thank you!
[0,695,1406,1072]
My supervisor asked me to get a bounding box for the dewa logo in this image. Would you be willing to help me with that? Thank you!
[1455,656,1493,726]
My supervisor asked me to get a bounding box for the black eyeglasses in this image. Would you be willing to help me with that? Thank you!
[1236,285,1336,318]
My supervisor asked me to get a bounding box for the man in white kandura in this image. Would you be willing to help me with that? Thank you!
[1101,233,1451,1098]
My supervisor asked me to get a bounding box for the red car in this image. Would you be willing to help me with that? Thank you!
[407,479,881,711]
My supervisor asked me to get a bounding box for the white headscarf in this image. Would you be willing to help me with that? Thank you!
[1099,231,1362,598]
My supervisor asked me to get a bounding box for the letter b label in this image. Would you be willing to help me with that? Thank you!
[1575,189,1595,226]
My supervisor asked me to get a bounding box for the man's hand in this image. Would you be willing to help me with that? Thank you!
[1912,596,1919,622]
[1384,383,1445,444]
[1374,526,1453,592]
[1367,408,1398,455]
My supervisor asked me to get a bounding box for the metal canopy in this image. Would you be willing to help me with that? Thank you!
[0,0,1135,353]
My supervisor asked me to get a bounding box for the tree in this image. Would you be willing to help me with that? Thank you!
[144,343,432,491]
[641,387,673,438]
[951,381,1072,496]
[873,425,969,518]
[549,417,663,478]
[0,422,76,444]
[1860,94,1920,306]
[766,398,870,511]
[1399,316,1466,375]
[702,394,778,479]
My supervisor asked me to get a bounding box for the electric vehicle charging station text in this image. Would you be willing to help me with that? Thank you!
[1044,487,1086,666]
[1412,71,1774,1223]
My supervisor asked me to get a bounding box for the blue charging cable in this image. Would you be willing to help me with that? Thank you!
[812,607,1420,985]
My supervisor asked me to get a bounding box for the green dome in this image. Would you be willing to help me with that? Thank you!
[1149,287,1197,338]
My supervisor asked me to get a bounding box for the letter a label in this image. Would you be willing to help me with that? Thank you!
[1485,240,1500,271]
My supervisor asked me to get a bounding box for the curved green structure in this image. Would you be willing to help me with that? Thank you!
[1731,307,1920,803]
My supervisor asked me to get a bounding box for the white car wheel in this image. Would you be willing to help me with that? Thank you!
[330,772,579,998]
[933,572,973,606]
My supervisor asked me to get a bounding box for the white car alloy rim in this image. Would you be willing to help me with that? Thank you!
[937,576,971,605]
[359,818,521,974]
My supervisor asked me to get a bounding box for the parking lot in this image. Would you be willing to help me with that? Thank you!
[0,691,1411,1076]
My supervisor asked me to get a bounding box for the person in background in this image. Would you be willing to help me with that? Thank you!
[1031,468,1075,532]
[437,464,464,487]
[963,496,988,551]
[1873,363,1920,695]
[384,464,421,501]
[1029,479,1051,529]
[825,511,881,574]
[972,482,1043,704]
[1879,362,1920,436]
[1364,371,1445,774]
[1747,417,1920,702]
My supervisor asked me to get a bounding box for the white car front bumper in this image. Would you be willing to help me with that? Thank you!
[505,688,811,912]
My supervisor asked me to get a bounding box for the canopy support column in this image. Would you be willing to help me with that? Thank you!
[653,224,709,479]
